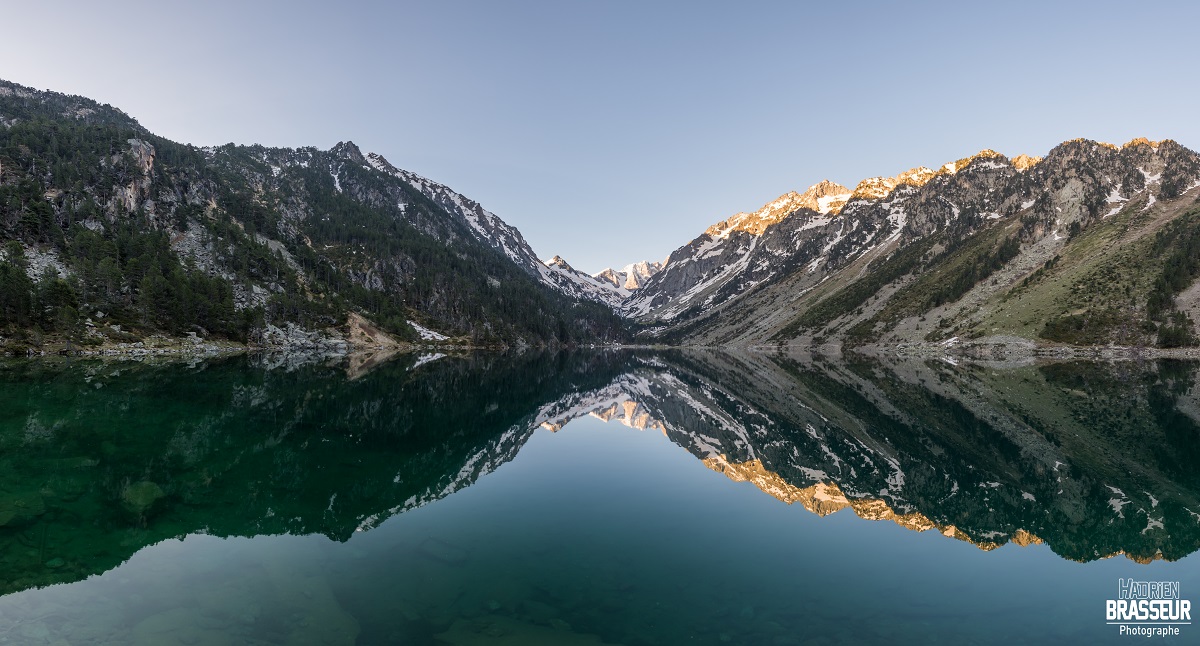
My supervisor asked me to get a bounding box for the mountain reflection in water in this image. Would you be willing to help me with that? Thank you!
[1,350,1199,644]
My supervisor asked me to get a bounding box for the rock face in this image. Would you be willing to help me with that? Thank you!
[258,323,349,353]
[616,260,663,289]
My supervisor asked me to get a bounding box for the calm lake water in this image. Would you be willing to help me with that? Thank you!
[1,350,1199,644]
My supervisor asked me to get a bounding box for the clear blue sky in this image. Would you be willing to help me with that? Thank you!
[3,1,1197,273]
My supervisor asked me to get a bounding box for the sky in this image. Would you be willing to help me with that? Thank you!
[3,1,1199,274]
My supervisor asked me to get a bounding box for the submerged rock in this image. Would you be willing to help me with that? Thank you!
[121,481,165,516]
[130,606,256,646]
[0,491,46,527]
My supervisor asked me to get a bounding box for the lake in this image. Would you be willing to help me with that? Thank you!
[0,350,1198,644]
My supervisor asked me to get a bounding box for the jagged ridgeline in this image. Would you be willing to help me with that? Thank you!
[624,141,1200,349]
[0,79,627,349]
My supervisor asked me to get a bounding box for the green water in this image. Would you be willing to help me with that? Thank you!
[1,350,1199,644]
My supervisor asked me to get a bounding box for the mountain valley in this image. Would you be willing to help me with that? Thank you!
[4,77,1200,354]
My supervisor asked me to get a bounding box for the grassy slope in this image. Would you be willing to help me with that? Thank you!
[762,188,1200,348]
[970,194,1200,344]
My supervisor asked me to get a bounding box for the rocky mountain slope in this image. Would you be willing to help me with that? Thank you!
[628,139,1200,350]
[0,78,627,352]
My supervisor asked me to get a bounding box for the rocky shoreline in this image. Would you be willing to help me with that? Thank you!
[8,328,1200,364]
[890,334,1200,361]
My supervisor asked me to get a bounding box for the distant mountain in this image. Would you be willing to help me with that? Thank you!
[0,78,627,351]
[537,255,665,313]
[595,260,664,291]
[541,255,631,310]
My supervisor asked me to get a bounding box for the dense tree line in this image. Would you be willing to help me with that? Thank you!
[1145,209,1200,347]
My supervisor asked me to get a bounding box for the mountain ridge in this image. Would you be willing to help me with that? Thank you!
[616,136,1200,351]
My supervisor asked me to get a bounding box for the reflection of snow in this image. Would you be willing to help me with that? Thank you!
[1107,485,1131,518]
[411,353,445,370]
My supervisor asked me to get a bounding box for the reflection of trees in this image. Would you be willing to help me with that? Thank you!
[0,351,630,594]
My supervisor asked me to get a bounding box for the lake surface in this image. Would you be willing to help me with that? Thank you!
[1,350,1199,644]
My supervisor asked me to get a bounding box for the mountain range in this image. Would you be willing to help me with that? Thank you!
[3,77,1200,351]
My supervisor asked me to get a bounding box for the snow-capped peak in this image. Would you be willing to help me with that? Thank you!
[594,260,664,291]
[365,151,396,174]
[894,166,938,186]
[939,149,1009,176]
[594,267,624,288]
[542,254,632,310]
[545,255,572,270]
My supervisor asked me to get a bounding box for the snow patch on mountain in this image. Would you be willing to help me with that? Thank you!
[408,320,449,341]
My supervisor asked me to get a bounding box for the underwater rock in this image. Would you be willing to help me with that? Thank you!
[0,491,46,527]
[518,599,561,625]
[121,481,165,516]
[131,607,235,646]
[268,573,360,645]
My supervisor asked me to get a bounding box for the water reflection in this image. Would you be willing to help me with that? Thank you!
[0,351,630,595]
[1,350,1199,643]
[557,352,1200,564]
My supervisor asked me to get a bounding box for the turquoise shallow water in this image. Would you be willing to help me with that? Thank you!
[1,351,1199,644]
